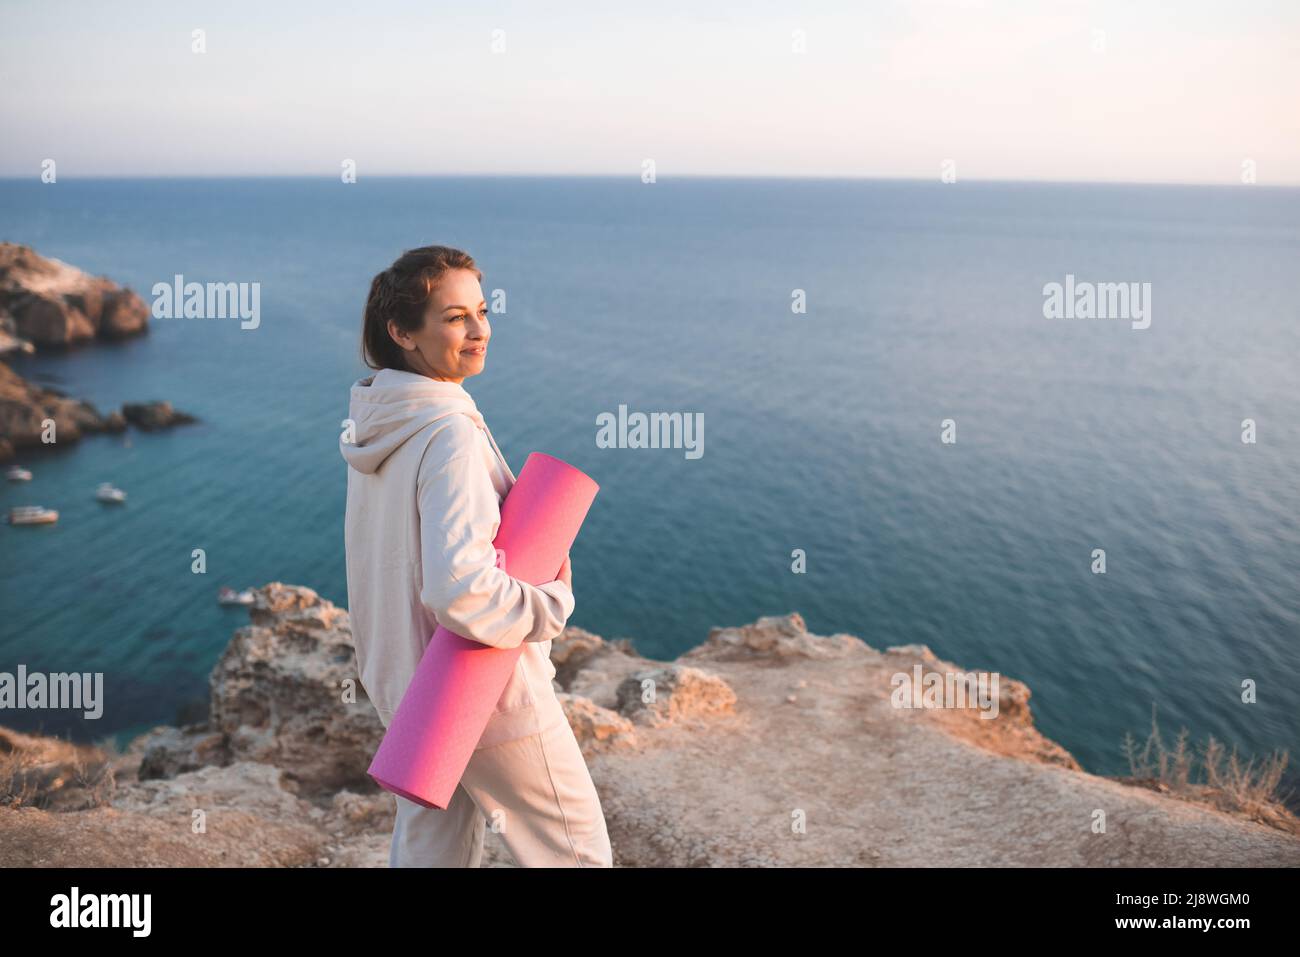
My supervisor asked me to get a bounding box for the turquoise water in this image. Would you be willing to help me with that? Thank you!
[1,177,1297,804]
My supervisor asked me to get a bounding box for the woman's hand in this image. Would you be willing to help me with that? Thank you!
[556,552,572,592]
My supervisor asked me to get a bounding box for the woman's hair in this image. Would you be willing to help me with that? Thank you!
[362,245,482,371]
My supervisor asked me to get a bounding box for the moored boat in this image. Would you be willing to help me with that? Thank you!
[8,505,58,525]
[95,482,127,503]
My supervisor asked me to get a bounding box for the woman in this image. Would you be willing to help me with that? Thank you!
[341,245,613,868]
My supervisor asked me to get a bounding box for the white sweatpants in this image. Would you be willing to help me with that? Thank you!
[388,715,613,867]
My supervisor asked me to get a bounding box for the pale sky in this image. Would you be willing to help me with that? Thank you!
[2,0,1297,184]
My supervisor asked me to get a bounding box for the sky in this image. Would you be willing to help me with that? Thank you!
[1,0,1298,184]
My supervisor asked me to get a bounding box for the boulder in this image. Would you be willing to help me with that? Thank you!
[614,665,737,728]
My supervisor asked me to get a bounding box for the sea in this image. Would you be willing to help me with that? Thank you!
[1,176,1297,805]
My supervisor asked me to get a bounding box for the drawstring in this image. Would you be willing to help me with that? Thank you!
[478,420,516,484]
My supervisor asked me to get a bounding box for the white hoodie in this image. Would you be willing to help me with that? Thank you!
[341,368,573,750]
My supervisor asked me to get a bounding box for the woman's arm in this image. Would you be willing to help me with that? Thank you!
[417,449,575,650]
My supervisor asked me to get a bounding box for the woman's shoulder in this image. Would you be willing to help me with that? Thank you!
[420,414,484,473]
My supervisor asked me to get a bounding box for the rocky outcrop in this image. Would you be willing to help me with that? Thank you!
[2,586,1298,868]
[0,361,194,461]
[121,401,197,431]
[0,243,148,348]
[204,583,385,797]
[614,666,737,728]
[0,361,125,458]
[0,246,190,461]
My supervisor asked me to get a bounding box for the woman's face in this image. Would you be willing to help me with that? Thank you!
[388,268,489,383]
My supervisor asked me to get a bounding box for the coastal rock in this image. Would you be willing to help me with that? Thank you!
[122,400,197,431]
[0,361,115,449]
[0,360,196,456]
[114,760,315,820]
[131,724,230,779]
[614,665,737,728]
[0,243,148,347]
[557,693,638,754]
[881,643,1077,769]
[0,760,333,867]
[3,585,1298,867]
[0,248,187,458]
[553,626,655,710]
[884,642,939,661]
[683,611,862,662]
[127,585,384,800]
[206,583,385,798]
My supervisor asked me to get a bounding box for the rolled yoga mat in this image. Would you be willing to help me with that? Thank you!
[367,451,600,809]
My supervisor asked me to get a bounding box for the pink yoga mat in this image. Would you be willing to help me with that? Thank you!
[367,451,599,809]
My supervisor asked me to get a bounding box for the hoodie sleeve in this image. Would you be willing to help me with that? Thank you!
[417,449,575,650]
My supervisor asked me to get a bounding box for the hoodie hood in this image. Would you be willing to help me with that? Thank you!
[341,368,486,475]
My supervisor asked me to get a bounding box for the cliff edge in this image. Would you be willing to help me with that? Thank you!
[2,583,1296,867]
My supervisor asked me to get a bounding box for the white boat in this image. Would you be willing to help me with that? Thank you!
[218,586,255,606]
[5,465,32,481]
[95,482,127,503]
[8,505,58,525]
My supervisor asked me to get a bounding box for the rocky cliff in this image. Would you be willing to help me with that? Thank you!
[0,243,148,348]
[1,583,1297,867]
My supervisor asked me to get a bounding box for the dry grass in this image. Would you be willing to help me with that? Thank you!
[0,749,39,809]
[1120,704,1297,835]
[0,729,119,811]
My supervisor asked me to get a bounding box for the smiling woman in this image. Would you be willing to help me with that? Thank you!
[343,244,611,867]
[361,245,490,383]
